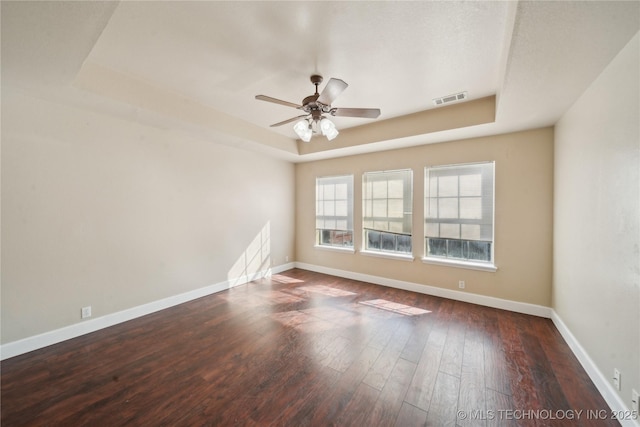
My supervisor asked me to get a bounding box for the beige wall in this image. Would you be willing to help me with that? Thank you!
[296,127,554,307]
[554,32,639,408]
[1,90,295,344]
[297,96,496,155]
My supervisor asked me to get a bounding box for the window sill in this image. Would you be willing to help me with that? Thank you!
[422,257,497,272]
[314,245,355,254]
[360,250,414,262]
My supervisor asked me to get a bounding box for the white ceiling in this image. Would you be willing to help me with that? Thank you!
[2,1,639,162]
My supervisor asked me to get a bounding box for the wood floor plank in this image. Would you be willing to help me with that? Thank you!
[404,326,447,411]
[399,298,441,363]
[458,338,487,427]
[519,330,571,413]
[439,301,468,378]
[271,366,342,426]
[336,382,381,426]
[305,344,383,424]
[363,357,417,426]
[0,269,620,426]
[395,402,428,427]
[481,308,513,396]
[362,319,413,390]
[496,311,547,426]
[426,371,460,427]
[485,389,517,427]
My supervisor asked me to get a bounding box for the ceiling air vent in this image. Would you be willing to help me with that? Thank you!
[433,91,468,106]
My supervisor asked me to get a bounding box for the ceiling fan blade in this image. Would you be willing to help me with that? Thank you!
[332,108,381,119]
[270,115,309,127]
[317,78,348,105]
[255,95,301,109]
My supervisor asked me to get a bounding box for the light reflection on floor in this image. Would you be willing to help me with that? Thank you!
[269,274,305,285]
[271,286,431,333]
[359,299,431,316]
[217,290,305,307]
[290,284,357,297]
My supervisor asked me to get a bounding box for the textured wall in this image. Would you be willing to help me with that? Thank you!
[554,33,640,412]
[1,91,295,344]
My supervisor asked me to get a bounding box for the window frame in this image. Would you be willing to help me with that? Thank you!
[423,162,497,271]
[361,169,414,259]
[315,174,355,251]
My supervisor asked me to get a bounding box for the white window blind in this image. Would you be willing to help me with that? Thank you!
[363,169,413,254]
[316,175,354,248]
[425,162,494,262]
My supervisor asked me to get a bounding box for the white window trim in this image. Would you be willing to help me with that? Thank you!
[314,245,356,254]
[361,250,414,262]
[422,256,497,272]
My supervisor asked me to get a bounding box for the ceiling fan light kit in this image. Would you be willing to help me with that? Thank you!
[319,118,339,141]
[293,120,313,142]
[256,74,381,142]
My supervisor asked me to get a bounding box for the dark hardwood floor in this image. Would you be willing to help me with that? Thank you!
[1,269,619,426]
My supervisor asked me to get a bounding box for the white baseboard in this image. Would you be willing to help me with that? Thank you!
[0,263,294,361]
[294,262,552,318]
[551,311,639,427]
[4,261,634,427]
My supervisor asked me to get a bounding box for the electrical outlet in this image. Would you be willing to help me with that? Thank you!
[285,256,289,262]
[81,306,92,319]
[458,280,465,289]
[613,368,621,391]
[632,389,639,415]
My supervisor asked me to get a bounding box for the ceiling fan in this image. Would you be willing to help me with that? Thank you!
[255,75,381,142]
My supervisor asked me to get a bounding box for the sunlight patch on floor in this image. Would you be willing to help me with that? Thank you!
[295,284,357,297]
[270,274,305,285]
[272,305,374,332]
[359,299,431,316]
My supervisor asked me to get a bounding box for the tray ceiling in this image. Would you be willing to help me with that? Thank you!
[2,1,638,161]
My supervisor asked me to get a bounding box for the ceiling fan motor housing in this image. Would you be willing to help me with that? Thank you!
[304,75,328,121]
[302,94,320,108]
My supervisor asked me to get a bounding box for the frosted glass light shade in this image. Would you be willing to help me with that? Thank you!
[293,120,312,142]
[320,118,339,141]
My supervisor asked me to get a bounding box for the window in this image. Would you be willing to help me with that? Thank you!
[363,169,413,255]
[315,175,354,248]
[425,162,494,265]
